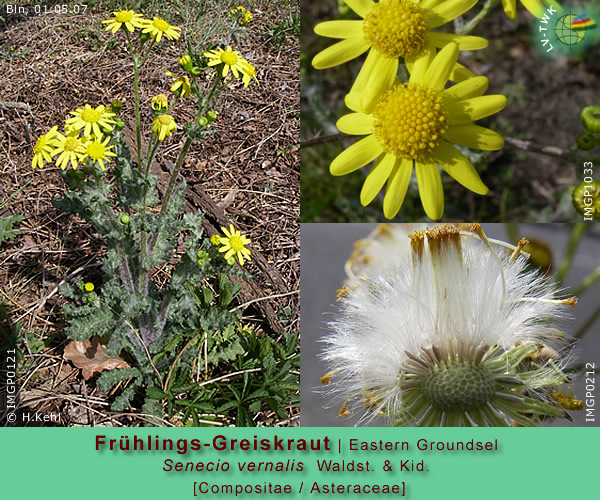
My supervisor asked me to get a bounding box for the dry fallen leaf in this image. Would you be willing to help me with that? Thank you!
[63,337,130,380]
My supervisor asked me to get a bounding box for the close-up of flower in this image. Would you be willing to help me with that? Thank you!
[218,224,252,266]
[102,10,146,33]
[151,94,169,110]
[142,16,181,42]
[501,0,560,19]
[321,224,580,426]
[331,43,506,220]
[51,130,87,170]
[66,104,116,139]
[31,126,59,169]
[312,0,488,104]
[203,46,257,83]
[80,136,117,170]
[166,71,192,97]
[151,114,178,141]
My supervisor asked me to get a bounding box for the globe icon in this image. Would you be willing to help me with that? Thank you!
[555,14,586,45]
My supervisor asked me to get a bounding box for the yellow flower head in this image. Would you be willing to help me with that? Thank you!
[151,94,169,110]
[166,71,192,97]
[32,126,59,169]
[203,46,257,85]
[229,6,253,25]
[102,10,145,33]
[331,43,507,221]
[84,282,95,292]
[51,129,87,170]
[142,16,181,42]
[313,0,488,110]
[66,104,116,139]
[151,114,178,141]
[218,224,251,266]
[210,234,223,246]
[80,136,117,171]
[501,0,561,19]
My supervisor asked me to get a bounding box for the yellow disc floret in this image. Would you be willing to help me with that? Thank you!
[373,84,447,160]
[362,0,430,59]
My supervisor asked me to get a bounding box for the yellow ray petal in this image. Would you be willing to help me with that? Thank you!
[407,46,435,86]
[361,153,398,206]
[383,158,413,219]
[345,0,374,17]
[444,124,504,151]
[428,0,479,29]
[312,37,370,69]
[449,62,475,82]
[337,113,375,135]
[314,20,364,39]
[501,0,517,19]
[423,42,459,91]
[330,135,383,176]
[433,141,489,195]
[520,0,545,17]
[416,160,444,220]
[446,95,508,125]
[348,53,398,113]
[443,76,489,105]
[429,32,489,50]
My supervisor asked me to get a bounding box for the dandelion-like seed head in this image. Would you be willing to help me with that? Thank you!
[323,224,580,427]
[373,84,447,159]
[362,0,430,59]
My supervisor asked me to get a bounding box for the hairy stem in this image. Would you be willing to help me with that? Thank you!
[457,0,499,36]
[557,223,588,285]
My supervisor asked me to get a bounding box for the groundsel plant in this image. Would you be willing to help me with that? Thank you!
[29,9,298,425]
[322,224,583,426]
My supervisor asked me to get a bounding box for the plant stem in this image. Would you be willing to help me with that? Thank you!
[574,303,600,340]
[571,265,600,297]
[458,0,499,35]
[557,223,587,285]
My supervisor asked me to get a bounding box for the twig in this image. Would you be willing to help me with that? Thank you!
[504,137,573,161]
[231,289,299,311]
[196,367,262,388]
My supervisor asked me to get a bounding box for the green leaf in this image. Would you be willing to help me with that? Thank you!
[0,214,23,245]
[147,386,168,400]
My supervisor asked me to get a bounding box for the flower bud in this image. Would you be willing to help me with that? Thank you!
[191,66,202,77]
[573,180,600,219]
[206,110,218,122]
[114,118,125,131]
[226,256,236,266]
[576,133,596,151]
[197,249,210,266]
[119,214,130,225]
[111,99,123,114]
[581,105,600,134]
[84,282,95,293]
[178,54,193,72]
[198,116,208,127]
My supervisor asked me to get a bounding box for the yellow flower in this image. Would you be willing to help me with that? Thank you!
[203,46,256,82]
[501,0,560,19]
[84,282,94,292]
[218,224,251,266]
[66,104,116,138]
[166,71,192,97]
[142,17,181,42]
[151,94,169,110]
[210,234,223,246]
[80,136,117,171]
[330,43,507,220]
[51,130,87,170]
[313,0,487,111]
[151,114,177,141]
[102,10,145,33]
[32,126,59,169]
